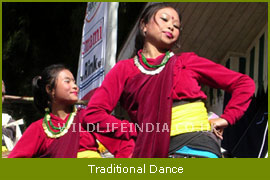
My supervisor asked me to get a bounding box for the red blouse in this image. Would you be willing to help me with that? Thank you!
[85,52,255,130]
[8,110,134,158]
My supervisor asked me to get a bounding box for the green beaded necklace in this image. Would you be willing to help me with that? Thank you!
[42,107,77,138]
[141,51,170,68]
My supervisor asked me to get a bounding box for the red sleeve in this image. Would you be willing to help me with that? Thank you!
[83,60,137,140]
[185,53,255,125]
[114,139,135,158]
[8,121,45,158]
[93,132,135,158]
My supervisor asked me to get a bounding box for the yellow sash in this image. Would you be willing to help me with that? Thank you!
[171,102,211,136]
[77,150,102,158]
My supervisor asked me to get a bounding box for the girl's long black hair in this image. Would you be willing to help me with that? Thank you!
[32,64,67,114]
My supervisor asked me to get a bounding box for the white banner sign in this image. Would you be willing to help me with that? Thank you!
[77,2,107,100]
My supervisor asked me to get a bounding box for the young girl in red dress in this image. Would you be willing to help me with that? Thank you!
[9,64,134,158]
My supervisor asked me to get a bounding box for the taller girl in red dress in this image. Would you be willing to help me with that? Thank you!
[84,3,255,158]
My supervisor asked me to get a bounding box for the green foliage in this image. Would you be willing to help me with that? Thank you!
[2,2,145,127]
[2,2,86,126]
[117,2,146,56]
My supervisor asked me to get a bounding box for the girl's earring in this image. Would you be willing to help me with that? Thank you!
[45,107,50,113]
[52,93,55,99]
[174,43,181,49]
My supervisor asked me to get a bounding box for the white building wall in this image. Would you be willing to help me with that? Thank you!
[263,26,268,93]
[208,23,268,116]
